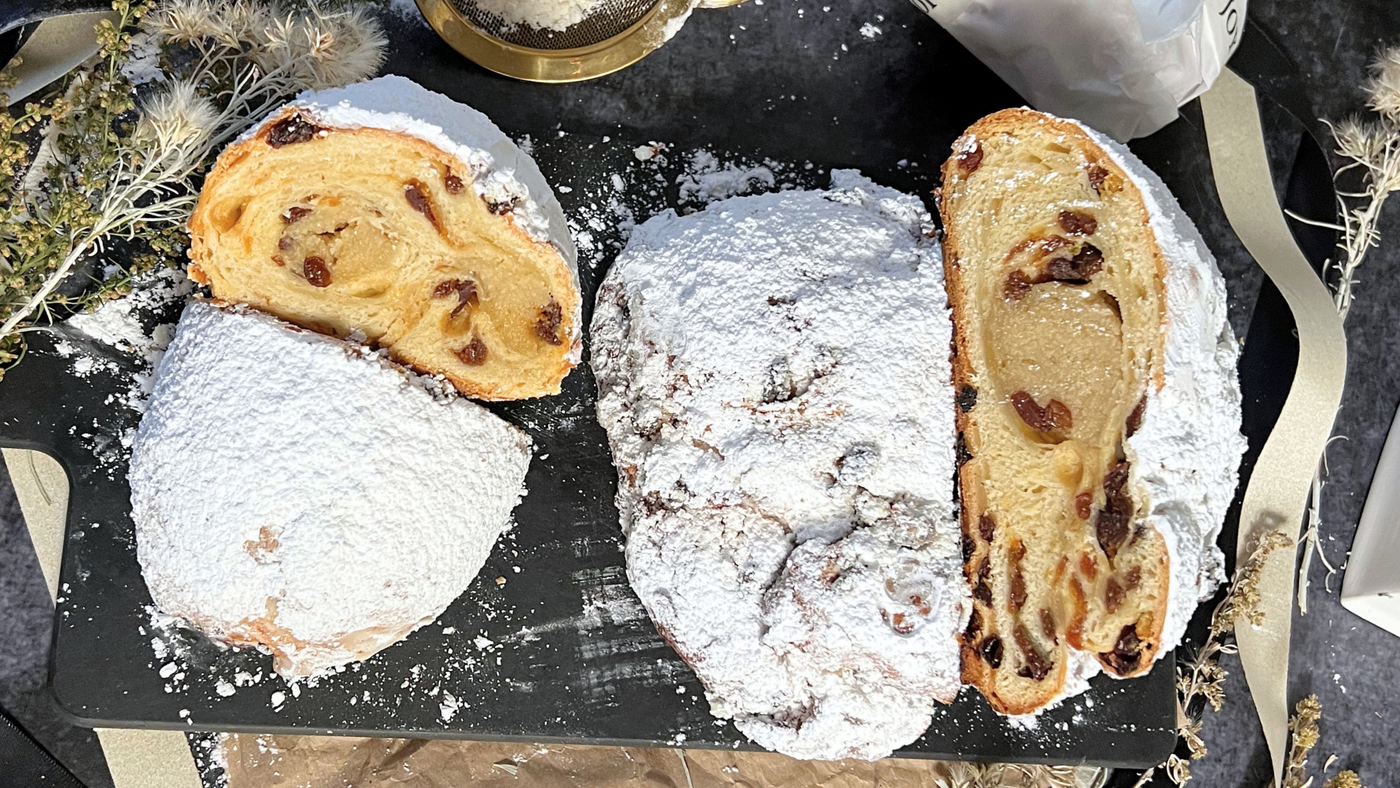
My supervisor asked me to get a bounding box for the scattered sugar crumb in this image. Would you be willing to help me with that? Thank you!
[440,691,461,722]
[385,0,430,27]
[677,149,776,204]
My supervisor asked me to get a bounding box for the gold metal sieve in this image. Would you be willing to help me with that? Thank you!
[414,0,748,83]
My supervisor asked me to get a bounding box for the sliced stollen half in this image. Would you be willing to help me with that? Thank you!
[188,75,581,401]
[130,300,532,679]
[939,109,1245,715]
[592,172,966,760]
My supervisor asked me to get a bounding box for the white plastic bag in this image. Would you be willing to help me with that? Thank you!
[911,0,1246,140]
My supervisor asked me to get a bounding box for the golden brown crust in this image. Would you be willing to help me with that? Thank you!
[940,109,1171,716]
[188,107,580,401]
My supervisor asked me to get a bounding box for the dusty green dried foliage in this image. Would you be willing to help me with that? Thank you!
[1,0,158,369]
[0,0,384,378]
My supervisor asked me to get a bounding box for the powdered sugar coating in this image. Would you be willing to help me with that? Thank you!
[239,75,582,362]
[592,172,965,761]
[1074,121,1247,661]
[131,301,532,679]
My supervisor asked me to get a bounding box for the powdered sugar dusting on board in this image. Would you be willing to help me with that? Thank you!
[130,301,532,678]
[677,149,777,204]
[384,0,429,27]
[591,172,966,760]
[58,266,195,474]
[67,266,193,364]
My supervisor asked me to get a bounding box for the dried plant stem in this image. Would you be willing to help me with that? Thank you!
[0,159,197,340]
[1296,438,1345,613]
[1129,766,1155,788]
[1137,531,1292,786]
[1283,695,1323,788]
[1289,45,1400,614]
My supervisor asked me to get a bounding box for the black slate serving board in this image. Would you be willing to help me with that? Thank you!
[2,0,1329,770]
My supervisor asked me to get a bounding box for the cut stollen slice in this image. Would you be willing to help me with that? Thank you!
[188,75,581,401]
[939,109,1245,715]
[130,300,533,679]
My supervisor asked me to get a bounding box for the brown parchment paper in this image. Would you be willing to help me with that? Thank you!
[218,736,1105,788]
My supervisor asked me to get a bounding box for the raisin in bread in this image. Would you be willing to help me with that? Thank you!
[188,76,581,401]
[592,172,965,761]
[939,109,1245,716]
[131,301,532,678]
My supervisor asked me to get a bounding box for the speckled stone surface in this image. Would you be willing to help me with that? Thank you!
[2,1,1399,787]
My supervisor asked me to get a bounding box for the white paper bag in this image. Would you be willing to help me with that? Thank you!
[911,0,1247,141]
[1342,401,1400,638]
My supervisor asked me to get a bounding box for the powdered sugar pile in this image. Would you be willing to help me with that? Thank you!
[677,149,777,204]
[470,0,606,31]
[592,171,965,760]
[54,266,195,474]
[131,301,532,678]
[67,266,193,368]
[120,30,165,86]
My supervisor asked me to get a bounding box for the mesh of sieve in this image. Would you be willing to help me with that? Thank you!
[448,0,661,50]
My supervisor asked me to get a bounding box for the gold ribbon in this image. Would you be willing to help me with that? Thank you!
[1199,69,1348,787]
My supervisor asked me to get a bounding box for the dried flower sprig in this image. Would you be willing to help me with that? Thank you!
[1324,770,1366,788]
[1131,531,1293,787]
[1283,695,1322,788]
[1279,696,1373,788]
[0,0,385,376]
[1288,43,1400,613]
[0,1,147,369]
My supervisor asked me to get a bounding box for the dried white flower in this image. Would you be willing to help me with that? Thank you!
[223,1,275,46]
[151,0,384,93]
[153,0,231,46]
[1365,47,1400,124]
[136,79,217,154]
[1330,116,1380,166]
[1294,41,1400,620]
[304,6,386,90]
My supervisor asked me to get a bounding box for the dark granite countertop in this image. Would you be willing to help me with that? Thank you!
[2,1,1399,786]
